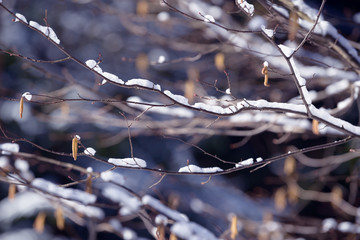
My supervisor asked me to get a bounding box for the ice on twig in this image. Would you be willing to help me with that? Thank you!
[178,164,223,173]
[29,21,60,44]
[84,147,96,156]
[235,0,255,17]
[261,25,274,38]
[31,178,96,205]
[108,157,147,168]
[0,143,19,155]
[15,13,28,24]
[22,92,32,101]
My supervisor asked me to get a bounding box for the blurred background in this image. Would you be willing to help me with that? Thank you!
[1,0,360,239]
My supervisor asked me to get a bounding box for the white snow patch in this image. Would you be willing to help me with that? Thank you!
[178,164,223,173]
[15,159,29,172]
[256,157,263,162]
[127,96,194,118]
[278,44,294,58]
[236,158,254,167]
[0,191,51,224]
[0,156,9,168]
[85,59,103,74]
[354,12,360,24]
[155,214,168,226]
[157,11,170,22]
[84,147,96,156]
[61,198,104,219]
[325,79,349,95]
[164,90,190,105]
[0,143,19,155]
[108,157,147,168]
[22,92,32,101]
[125,78,161,91]
[261,25,274,38]
[203,14,215,23]
[85,59,97,68]
[142,195,189,222]
[171,221,218,240]
[248,16,266,31]
[322,218,337,232]
[15,13,28,24]
[157,55,166,63]
[236,0,255,17]
[29,21,60,44]
[190,198,204,213]
[338,221,354,233]
[103,72,124,84]
[100,171,125,185]
[102,187,141,215]
[31,178,96,204]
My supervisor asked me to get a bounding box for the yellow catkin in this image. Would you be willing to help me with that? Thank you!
[136,53,149,73]
[284,156,296,176]
[8,183,16,201]
[312,119,320,135]
[19,96,24,118]
[156,225,165,240]
[288,10,299,41]
[230,215,238,240]
[33,211,47,233]
[72,136,79,161]
[55,207,65,230]
[169,233,178,240]
[214,52,225,71]
[274,188,287,211]
[85,175,92,194]
[331,186,343,205]
[262,66,269,87]
[287,180,298,204]
[136,0,148,16]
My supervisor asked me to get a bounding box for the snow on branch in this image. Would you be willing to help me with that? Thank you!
[102,187,141,216]
[0,143,20,155]
[32,178,97,205]
[178,164,223,173]
[108,157,147,168]
[235,0,255,17]
[142,195,189,222]
[127,96,194,118]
